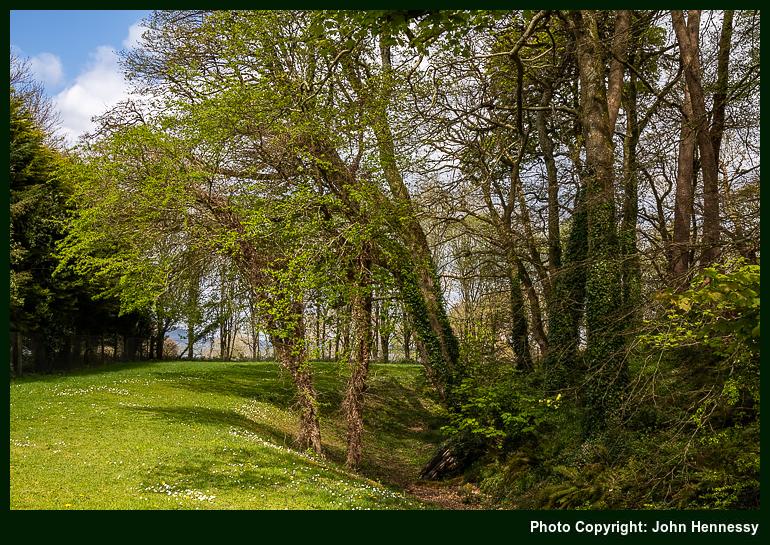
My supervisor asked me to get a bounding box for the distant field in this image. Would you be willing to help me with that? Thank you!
[10,360,444,509]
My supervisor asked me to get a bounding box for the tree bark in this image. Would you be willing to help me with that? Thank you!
[710,10,734,162]
[571,10,626,433]
[671,82,696,278]
[607,10,632,132]
[379,300,390,364]
[403,310,412,361]
[537,87,562,275]
[543,186,587,391]
[366,39,461,399]
[517,260,547,356]
[271,311,323,454]
[202,192,323,454]
[620,38,641,312]
[507,249,533,371]
[672,10,721,265]
[344,249,372,468]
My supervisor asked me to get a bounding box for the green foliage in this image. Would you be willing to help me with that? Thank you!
[442,361,560,451]
[10,92,67,324]
[643,258,760,368]
[10,82,148,371]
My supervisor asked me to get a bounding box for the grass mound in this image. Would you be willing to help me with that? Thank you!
[10,360,443,510]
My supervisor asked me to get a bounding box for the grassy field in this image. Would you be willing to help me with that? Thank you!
[10,360,446,510]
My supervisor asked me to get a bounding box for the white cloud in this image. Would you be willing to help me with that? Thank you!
[54,46,131,145]
[28,52,64,87]
[123,22,148,49]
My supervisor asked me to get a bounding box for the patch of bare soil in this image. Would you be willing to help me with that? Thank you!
[406,479,487,510]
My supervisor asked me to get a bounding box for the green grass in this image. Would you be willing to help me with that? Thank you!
[10,360,445,510]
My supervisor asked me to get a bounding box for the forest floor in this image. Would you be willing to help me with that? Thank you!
[10,360,479,510]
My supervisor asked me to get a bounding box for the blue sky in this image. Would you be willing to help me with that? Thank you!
[10,10,152,144]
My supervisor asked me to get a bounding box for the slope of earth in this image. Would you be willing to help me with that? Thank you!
[10,360,454,510]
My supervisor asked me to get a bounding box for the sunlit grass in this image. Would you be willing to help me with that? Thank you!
[10,360,444,510]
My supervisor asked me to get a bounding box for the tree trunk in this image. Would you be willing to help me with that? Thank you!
[710,10,734,162]
[367,39,461,400]
[380,332,390,364]
[517,260,547,355]
[124,335,138,362]
[379,297,391,363]
[334,314,341,361]
[537,87,562,275]
[671,82,696,278]
[320,307,327,360]
[672,10,721,266]
[403,312,412,361]
[620,41,641,313]
[607,11,631,132]
[156,331,165,360]
[271,305,322,455]
[315,300,322,360]
[671,79,695,278]
[543,186,587,391]
[344,249,372,468]
[571,10,626,434]
[371,298,379,361]
[187,321,195,359]
[507,249,533,371]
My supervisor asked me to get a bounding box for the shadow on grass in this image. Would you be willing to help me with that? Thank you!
[365,375,444,440]
[10,360,164,383]
[140,445,296,496]
[153,366,295,407]
[155,362,350,418]
[128,405,296,451]
[19,358,444,497]
[129,404,358,504]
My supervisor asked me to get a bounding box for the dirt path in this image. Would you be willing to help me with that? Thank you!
[406,479,486,510]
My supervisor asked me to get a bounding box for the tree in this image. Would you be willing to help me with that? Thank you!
[671,10,721,266]
[568,10,627,434]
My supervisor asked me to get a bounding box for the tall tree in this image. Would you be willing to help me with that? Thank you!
[671,10,721,266]
[569,10,626,433]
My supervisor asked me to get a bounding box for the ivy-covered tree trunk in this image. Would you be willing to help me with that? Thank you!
[250,292,322,453]
[270,308,323,454]
[620,46,641,315]
[305,126,459,401]
[507,248,533,371]
[571,10,627,434]
[203,195,324,454]
[543,186,588,391]
[402,310,412,361]
[385,243,460,401]
[375,145,460,398]
[344,249,373,468]
[363,39,461,402]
